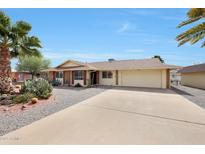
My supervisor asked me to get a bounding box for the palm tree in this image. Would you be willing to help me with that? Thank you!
[0,11,42,76]
[176,8,205,47]
[0,11,42,93]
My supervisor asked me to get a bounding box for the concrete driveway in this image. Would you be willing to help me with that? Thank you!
[1,88,205,144]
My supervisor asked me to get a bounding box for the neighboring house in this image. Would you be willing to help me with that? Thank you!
[178,63,205,89]
[42,58,179,89]
[11,70,32,82]
[170,69,181,85]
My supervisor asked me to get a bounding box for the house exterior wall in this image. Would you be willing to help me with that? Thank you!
[74,80,84,86]
[12,72,32,82]
[99,70,116,86]
[46,69,169,88]
[181,72,205,89]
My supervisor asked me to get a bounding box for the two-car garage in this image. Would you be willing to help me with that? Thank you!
[118,69,168,89]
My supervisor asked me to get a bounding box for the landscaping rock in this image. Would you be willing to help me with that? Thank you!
[3,108,9,112]
[0,100,12,105]
[10,88,20,94]
[0,94,14,101]
[0,94,8,100]
[31,98,38,104]
[21,105,27,110]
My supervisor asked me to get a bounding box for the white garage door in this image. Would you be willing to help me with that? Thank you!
[120,70,162,88]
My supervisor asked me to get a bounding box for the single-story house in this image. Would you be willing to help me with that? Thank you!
[178,63,205,89]
[11,70,32,82]
[42,58,179,89]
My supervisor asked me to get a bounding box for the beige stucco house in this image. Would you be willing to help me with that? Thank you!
[42,58,179,89]
[179,63,205,89]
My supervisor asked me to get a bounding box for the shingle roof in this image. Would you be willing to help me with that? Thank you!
[41,58,180,72]
[88,58,179,70]
[178,63,205,73]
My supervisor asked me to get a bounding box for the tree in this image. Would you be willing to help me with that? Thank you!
[16,56,51,79]
[0,11,42,77]
[152,55,164,63]
[176,8,205,47]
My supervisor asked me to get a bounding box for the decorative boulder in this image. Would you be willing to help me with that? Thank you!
[31,98,38,104]
[0,99,12,105]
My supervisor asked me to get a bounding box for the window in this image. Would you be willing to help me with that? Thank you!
[74,71,84,80]
[19,73,24,81]
[56,71,63,78]
[102,71,113,79]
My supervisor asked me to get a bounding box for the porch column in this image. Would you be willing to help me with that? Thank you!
[96,71,99,84]
[63,71,66,85]
[53,72,56,81]
[166,69,170,88]
[83,70,87,85]
[72,71,74,85]
[116,70,118,85]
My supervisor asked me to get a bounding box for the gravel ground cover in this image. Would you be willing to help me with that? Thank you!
[0,87,106,136]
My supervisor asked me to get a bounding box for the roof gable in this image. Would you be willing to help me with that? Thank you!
[56,60,85,68]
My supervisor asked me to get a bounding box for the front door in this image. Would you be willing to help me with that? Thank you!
[90,72,97,85]
[64,71,70,85]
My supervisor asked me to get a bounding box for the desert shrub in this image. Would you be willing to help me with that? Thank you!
[12,93,35,104]
[51,79,62,86]
[74,83,83,87]
[22,78,53,99]
[0,76,14,94]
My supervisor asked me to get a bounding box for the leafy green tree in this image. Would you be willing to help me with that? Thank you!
[152,55,164,63]
[16,56,51,79]
[176,8,205,47]
[0,11,42,78]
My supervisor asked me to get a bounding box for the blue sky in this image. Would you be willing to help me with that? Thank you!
[2,8,205,68]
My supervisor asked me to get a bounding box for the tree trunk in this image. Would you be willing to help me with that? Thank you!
[31,73,34,80]
[0,45,11,77]
[0,45,13,94]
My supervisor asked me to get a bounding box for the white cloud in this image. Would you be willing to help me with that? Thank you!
[41,50,147,63]
[117,23,130,33]
[42,52,67,59]
[117,22,138,34]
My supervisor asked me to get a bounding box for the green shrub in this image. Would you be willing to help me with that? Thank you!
[51,79,62,86]
[22,78,53,99]
[74,83,83,87]
[12,93,35,104]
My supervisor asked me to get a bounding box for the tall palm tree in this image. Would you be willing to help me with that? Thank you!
[0,11,42,93]
[176,8,205,47]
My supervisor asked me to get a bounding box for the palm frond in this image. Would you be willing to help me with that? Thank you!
[0,11,10,28]
[176,22,205,41]
[201,41,205,47]
[177,37,192,47]
[187,8,205,18]
[177,16,203,28]
[19,44,42,57]
[25,36,42,48]
[12,21,32,37]
[190,31,205,44]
